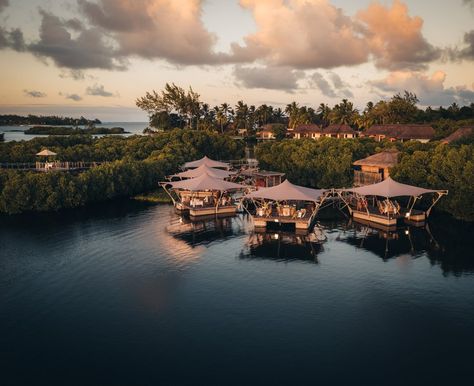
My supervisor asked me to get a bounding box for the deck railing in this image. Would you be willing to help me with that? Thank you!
[0,161,105,171]
[353,170,383,186]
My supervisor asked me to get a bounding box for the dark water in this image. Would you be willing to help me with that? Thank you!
[1,202,473,386]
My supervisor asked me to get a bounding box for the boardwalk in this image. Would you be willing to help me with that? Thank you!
[0,161,106,171]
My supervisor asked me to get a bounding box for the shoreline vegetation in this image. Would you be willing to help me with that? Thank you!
[24,126,128,135]
[0,84,473,221]
[133,188,172,204]
[0,114,101,126]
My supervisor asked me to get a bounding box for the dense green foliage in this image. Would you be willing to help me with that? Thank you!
[136,85,474,141]
[0,130,244,214]
[256,137,379,188]
[25,126,127,135]
[255,138,474,221]
[0,114,100,126]
[390,144,474,221]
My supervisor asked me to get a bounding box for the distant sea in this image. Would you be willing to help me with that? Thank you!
[0,122,148,142]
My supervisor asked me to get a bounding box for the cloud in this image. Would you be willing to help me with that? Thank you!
[60,92,83,101]
[86,84,116,97]
[231,0,439,71]
[233,65,304,91]
[356,0,440,70]
[310,73,336,98]
[328,72,354,98]
[231,0,368,69]
[0,0,8,12]
[23,89,47,98]
[78,0,222,65]
[451,30,474,60]
[371,70,474,106]
[28,10,125,70]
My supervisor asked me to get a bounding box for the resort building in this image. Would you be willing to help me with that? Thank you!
[441,127,473,144]
[257,124,279,140]
[352,149,399,186]
[292,124,357,139]
[362,124,435,143]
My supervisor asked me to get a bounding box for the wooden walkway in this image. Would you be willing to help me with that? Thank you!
[0,161,106,171]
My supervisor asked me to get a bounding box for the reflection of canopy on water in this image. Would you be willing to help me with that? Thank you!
[241,231,323,263]
[341,177,446,198]
[245,180,326,202]
[171,164,236,179]
[166,172,246,191]
[183,156,229,169]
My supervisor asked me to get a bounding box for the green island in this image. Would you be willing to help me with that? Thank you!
[0,114,101,126]
[24,126,129,135]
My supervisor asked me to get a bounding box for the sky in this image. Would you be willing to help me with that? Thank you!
[0,0,473,121]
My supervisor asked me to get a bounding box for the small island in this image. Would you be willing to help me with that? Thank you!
[25,126,129,135]
[0,114,101,126]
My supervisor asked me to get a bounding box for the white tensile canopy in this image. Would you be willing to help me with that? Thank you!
[245,180,326,202]
[36,149,57,156]
[342,177,443,198]
[168,172,246,191]
[183,156,229,169]
[172,164,236,179]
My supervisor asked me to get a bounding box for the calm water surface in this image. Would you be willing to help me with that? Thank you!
[0,122,147,142]
[1,202,473,385]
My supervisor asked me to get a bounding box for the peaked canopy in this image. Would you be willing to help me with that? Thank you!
[342,177,443,198]
[245,180,325,202]
[168,172,245,191]
[36,149,57,156]
[172,164,236,179]
[183,156,229,169]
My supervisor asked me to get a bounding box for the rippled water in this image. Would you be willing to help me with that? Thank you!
[1,201,473,385]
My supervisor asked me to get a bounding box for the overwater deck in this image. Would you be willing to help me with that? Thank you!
[349,206,426,227]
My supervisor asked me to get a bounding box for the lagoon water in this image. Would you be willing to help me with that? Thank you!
[1,201,473,385]
[0,122,148,142]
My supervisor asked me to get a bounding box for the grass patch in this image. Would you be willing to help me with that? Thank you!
[133,188,172,204]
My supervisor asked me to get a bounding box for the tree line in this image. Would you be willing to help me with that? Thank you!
[0,114,101,126]
[136,84,474,138]
[255,137,474,222]
[0,130,245,214]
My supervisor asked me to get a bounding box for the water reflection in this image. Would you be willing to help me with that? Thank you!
[166,214,248,247]
[335,221,436,260]
[240,227,326,263]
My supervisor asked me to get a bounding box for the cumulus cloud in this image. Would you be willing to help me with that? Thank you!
[357,0,440,70]
[231,0,368,69]
[23,89,47,98]
[86,84,116,97]
[328,72,354,98]
[310,73,336,98]
[371,70,474,106]
[78,0,221,65]
[60,92,83,101]
[28,10,125,70]
[451,30,474,60]
[233,65,304,91]
[231,0,440,71]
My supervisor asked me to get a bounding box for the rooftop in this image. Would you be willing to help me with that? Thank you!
[353,149,400,168]
[364,124,435,140]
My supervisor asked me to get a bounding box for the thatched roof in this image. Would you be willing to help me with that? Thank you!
[442,127,473,144]
[293,124,322,133]
[324,124,356,135]
[365,124,435,140]
[353,149,400,168]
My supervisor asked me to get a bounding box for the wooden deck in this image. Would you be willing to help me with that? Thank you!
[0,161,105,171]
[350,206,426,228]
[175,203,238,218]
[252,211,314,230]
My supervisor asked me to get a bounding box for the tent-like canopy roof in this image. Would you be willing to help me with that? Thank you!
[342,177,444,198]
[36,149,57,156]
[245,180,325,202]
[183,156,229,169]
[168,172,246,191]
[172,164,236,179]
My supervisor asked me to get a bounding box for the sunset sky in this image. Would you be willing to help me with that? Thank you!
[0,0,473,121]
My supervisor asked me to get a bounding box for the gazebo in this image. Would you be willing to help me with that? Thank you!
[244,180,328,231]
[161,172,247,217]
[36,149,57,171]
[338,177,448,227]
[182,156,230,170]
